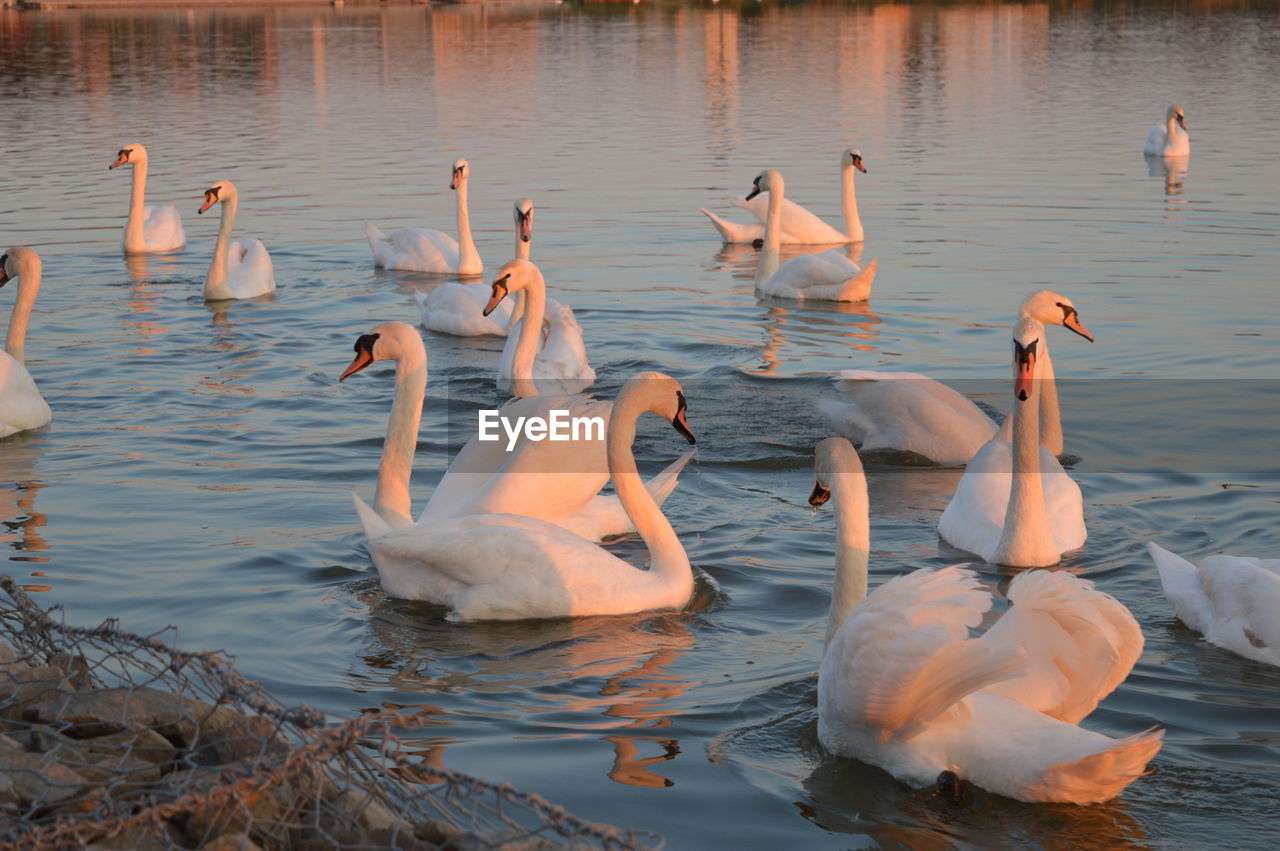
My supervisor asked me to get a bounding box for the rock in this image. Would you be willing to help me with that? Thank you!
[0,665,80,720]
[189,707,288,766]
[82,728,180,768]
[199,832,264,851]
[20,686,195,742]
[176,763,290,846]
[0,739,89,805]
[88,824,172,849]
[15,729,162,785]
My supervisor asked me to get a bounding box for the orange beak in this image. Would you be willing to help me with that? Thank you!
[809,481,831,508]
[108,151,129,170]
[339,348,375,382]
[1015,353,1036,401]
[198,191,218,215]
[1063,312,1093,342]
[517,214,532,244]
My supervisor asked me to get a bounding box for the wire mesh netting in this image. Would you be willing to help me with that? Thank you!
[0,576,664,850]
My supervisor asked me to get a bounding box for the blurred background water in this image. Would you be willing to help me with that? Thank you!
[2,1,1279,846]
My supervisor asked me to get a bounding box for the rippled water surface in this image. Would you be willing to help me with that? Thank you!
[3,1,1280,847]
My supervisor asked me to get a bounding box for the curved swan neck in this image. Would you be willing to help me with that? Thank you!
[841,161,864,242]
[4,253,42,363]
[455,181,480,273]
[1037,347,1063,456]
[511,270,547,381]
[376,338,427,524]
[205,191,239,299]
[608,384,690,586]
[123,160,149,253]
[993,331,1056,566]
[825,464,870,648]
[756,181,783,285]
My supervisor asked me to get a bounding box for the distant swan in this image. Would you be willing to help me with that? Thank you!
[343,331,698,621]
[702,148,866,244]
[1144,104,1190,157]
[486,259,595,393]
[197,180,276,301]
[937,317,1086,567]
[109,143,187,254]
[366,159,482,275]
[1147,542,1280,667]
[811,437,1161,804]
[417,198,560,337]
[819,290,1093,463]
[1,248,53,438]
[749,171,877,302]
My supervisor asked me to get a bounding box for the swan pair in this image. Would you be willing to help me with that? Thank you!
[367,159,482,275]
[747,170,878,302]
[820,290,1093,464]
[417,199,545,336]
[340,322,696,620]
[1144,105,1190,157]
[703,147,866,244]
[197,180,276,301]
[1,248,52,438]
[811,437,1162,804]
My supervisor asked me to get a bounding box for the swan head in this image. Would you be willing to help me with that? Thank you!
[619,371,696,445]
[1167,104,1187,131]
[198,180,237,215]
[513,198,534,243]
[810,437,861,507]
[108,143,148,170]
[0,246,38,288]
[746,169,783,201]
[843,148,867,174]
[450,159,470,191]
[338,322,424,381]
[1012,318,1043,402]
[1019,291,1093,342]
[482,258,542,316]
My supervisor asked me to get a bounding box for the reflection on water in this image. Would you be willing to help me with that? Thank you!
[1148,153,1190,197]
[2,1,1279,847]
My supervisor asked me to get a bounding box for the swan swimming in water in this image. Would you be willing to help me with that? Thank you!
[1,248,53,438]
[197,180,276,301]
[1144,104,1190,157]
[108,143,187,254]
[341,328,698,621]
[702,147,867,244]
[366,159,483,275]
[811,437,1162,804]
[485,259,596,394]
[749,171,877,302]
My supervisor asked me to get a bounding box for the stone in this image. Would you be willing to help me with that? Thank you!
[189,707,288,766]
[20,686,195,742]
[0,665,79,719]
[199,832,264,851]
[88,824,172,850]
[0,739,89,806]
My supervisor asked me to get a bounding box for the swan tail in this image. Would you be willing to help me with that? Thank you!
[353,493,392,540]
[835,258,877,302]
[364,221,390,251]
[1147,542,1212,634]
[1030,728,1164,804]
[645,449,696,507]
[700,208,757,244]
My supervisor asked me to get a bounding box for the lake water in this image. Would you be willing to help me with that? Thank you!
[3,1,1279,847]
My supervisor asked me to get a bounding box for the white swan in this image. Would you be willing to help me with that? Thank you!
[486,259,596,394]
[197,180,276,301]
[811,437,1161,804]
[702,148,866,244]
[343,342,697,621]
[1147,542,1280,667]
[1,248,53,438]
[417,198,555,337]
[749,171,877,302]
[108,143,187,254]
[366,159,482,275]
[1144,104,1190,157]
[819,290,1093,464]
[938,317,1086,567]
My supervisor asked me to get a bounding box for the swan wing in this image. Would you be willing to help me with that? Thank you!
[979,570,1142,723]
[757,251,854,299]
[700,208,763,244]
[533,302,596,385]
[224,238,276,299]
[140,204,187,251]
[0,353,53,438]
[416,283,512,336]
[736,195,848,244]
[820,566,1026,744]
[370,226,460,273]
[559,449,695,541]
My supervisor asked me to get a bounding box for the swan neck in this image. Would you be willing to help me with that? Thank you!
[205,194,238,299]
[376,345,427,523]
[455,182,480,273]
[511,274,546,381]
[755,185,783,285]
[124,162,148,252]
[608,389,691,587]
[841,163,864,242]
[992,364,1054,565]
[825,471,870,648]
[1037,347,1063,456]
[4,258,41,363]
